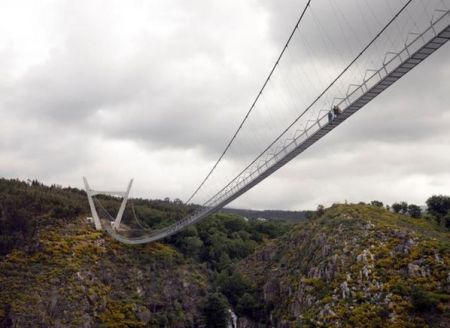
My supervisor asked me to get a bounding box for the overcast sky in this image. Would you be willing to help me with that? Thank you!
[1,0,449,210]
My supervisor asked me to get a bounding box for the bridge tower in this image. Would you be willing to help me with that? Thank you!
[83,177,133,231]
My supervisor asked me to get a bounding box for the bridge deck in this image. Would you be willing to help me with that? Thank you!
[105,10,450,244]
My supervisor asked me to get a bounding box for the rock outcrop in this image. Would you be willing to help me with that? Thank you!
[237,204,450,327]
[0,218,209,327]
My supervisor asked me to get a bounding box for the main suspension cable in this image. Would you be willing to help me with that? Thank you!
[204,0,415,206]
[185,0,312,204]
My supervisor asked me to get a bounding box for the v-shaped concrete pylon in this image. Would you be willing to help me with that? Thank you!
[83,177,133,230]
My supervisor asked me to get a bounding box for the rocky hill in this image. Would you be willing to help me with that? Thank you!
[236,204,450,327]
[0,216,210,327]
[1,179,449,327]
[0,178,289,327]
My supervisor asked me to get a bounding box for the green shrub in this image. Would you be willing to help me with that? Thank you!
[202,293,230,328]
[236,292,259,317]
[407,204,422,218]
[411,286,437,312]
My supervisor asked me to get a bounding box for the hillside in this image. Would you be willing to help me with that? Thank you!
[236,204,450,327]
[222,208,312,222]
[1,179,450,327]
[0,216,211,327]
[0,178,290,327]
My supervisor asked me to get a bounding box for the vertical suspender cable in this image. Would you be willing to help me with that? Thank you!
[204,0,415,206]
[185,0,312,204]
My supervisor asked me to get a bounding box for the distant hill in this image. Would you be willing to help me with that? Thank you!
[222,207,312,222]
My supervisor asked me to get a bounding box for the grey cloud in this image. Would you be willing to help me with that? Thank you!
[325,45,450,146]
[0,116,91,182]
[1,0,449,210]
[1,3,263,156]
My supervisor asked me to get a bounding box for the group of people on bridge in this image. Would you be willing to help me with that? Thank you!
[328,105,342,123]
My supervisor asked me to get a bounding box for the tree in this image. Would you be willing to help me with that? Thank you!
[218,272,250,306]
[426,195,450,220]
[442,213,450,230]
[407,204,422,218]
[411,286,437,312]
[396,202,409,214]
[222,216,247,233]
[181,236,203,259]
[203,293,230,328]
[392,203,403,213]
[0,199,33,255]
[316,205,325,217]
[237,292,259,317]
[370,201,383,208]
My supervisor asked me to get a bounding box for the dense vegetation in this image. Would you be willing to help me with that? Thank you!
[0,179,87,255]
[167,213,290,326]
[0,178,289,327]
[223,207,312,222]
[237,204,450,327]
[1,178,449,327]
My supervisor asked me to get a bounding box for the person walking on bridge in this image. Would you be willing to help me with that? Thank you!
[333,105,342,117]
[328,110,334,123]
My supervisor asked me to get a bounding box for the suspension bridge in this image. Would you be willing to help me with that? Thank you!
[84,0,450,244]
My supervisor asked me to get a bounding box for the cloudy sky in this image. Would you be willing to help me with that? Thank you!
[1,0,449,210]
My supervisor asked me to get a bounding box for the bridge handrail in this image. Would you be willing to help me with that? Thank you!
[104,9,450,244]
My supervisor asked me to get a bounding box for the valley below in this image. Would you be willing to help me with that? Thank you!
[0,178,449,327]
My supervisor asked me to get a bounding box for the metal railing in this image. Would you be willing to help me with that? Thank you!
[105,9,450,244]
